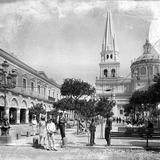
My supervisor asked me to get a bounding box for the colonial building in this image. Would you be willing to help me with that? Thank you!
[0,49,61,124]
[95,11,132,119]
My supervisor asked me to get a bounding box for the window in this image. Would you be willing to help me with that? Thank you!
[104,69,108,77]
[148,66,153,75]
[111,69,116,77]
[38,85,40,94]
[155,66,159,74]
[110,54,113,59]
[106,54,109,59]
[23,78,27,89]
[141,67,146,75]
[120,110,123,115]
[31,82,34,92]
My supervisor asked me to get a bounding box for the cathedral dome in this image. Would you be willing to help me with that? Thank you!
[130,39,160,91]
[131,39,160,66]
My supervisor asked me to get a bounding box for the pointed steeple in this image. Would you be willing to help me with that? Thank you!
[102,11,117,51]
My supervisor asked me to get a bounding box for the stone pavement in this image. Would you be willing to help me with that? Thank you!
[1,123,160,150]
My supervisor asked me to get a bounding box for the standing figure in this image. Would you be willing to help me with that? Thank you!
[57,112,67,147]
[105,117,112,146]
[38,115,47,148]
[46,118,57,151]
[31,114,37,136]
[146,120,154,137]
[1,115,10,136]
[89,118,96,146]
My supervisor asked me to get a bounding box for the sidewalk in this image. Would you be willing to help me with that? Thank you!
[1,123,160,150]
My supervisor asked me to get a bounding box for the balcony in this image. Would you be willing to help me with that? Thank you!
[48,96,55,102]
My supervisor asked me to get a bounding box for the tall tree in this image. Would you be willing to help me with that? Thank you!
[60,78,95,134]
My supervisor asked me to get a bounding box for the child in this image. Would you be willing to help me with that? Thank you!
[46,118,57,151]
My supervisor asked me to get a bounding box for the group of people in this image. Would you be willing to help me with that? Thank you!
[31,112,66,151]
[89,118,112,146]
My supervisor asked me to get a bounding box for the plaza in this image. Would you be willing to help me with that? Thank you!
[0,1,160,160]
[1,123,160,160]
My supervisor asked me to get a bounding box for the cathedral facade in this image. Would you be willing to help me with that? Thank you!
[95,11,160,119]
[95,11,132,119]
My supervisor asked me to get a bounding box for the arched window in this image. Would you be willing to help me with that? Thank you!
[110,54,113,59]
[141,67,146,75]
[111,69,116,77]
[106,54,109,59]
[148,66,153,75]
[104,69,108,77]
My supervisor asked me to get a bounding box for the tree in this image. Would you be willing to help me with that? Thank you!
[29,103,46,122]
[95,97,114,118]
[54,97,74,111]
[60,78,95,134]
[77,99,98,121]
[124,73,160,122]
[61,78,95,101]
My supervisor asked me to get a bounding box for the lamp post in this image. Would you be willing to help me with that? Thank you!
[0,60,17,119]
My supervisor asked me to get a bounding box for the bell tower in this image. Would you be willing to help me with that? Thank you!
[99,11,120,79]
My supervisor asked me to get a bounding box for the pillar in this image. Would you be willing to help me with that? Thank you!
[16,108,20,124]
[6,107,9,121]
[25,109,29,124]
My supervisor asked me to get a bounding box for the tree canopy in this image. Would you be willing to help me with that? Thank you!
[124,73,160,119]
[95,97,114,118]
[29,103,46,122]
[61,78,95,100]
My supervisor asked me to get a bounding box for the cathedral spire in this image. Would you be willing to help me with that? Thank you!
[102,11,116,51]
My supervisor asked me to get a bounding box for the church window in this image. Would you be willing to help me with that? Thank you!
[110,54,113,59]
[107,54,109,59]
[148,66,153,75]
[111,69,116,77]
[104,69,108,77]
[141,67,146,75]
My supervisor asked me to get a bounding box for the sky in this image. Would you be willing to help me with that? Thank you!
[0,0,160,85]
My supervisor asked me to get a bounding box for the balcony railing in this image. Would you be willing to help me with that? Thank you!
[48,96,55,102]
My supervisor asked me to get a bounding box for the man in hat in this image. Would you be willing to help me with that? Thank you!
[105,117,112,146]
[89,118,96,146]
[57,112,67,147]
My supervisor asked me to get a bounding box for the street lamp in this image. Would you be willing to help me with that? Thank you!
[0,60,17,121]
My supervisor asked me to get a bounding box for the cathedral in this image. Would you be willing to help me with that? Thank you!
[95,11,160,119]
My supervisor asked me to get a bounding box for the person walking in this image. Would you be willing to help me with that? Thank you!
[38,115,47,149]
[89,118,96,146]
[46,118,57,151]
[105,117,112,146]
[57,112,67,147]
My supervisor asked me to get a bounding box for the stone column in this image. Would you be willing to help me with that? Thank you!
[25,109,29,124]
[6,107,10,121]
[16,108,20,124]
